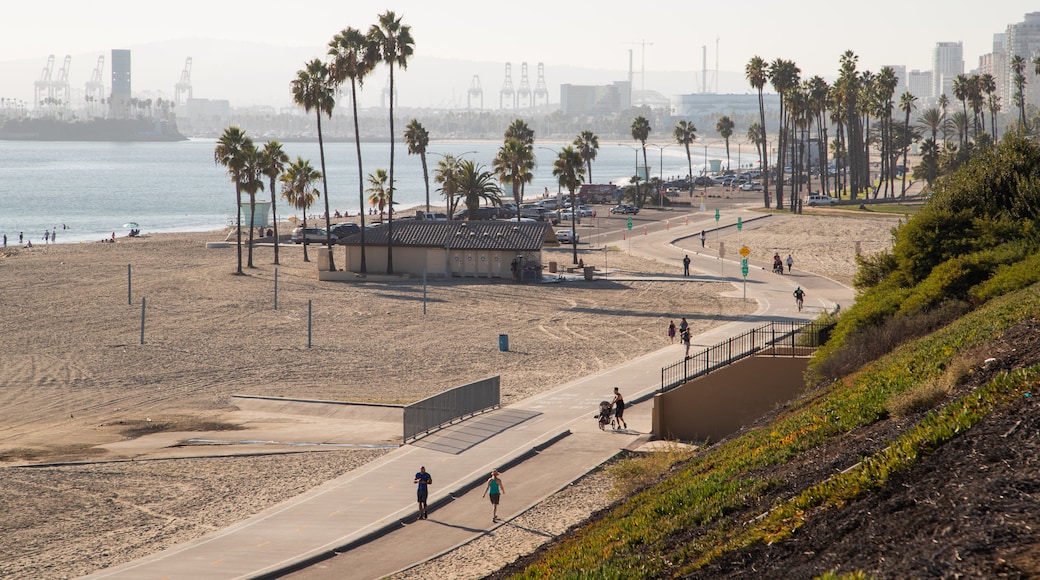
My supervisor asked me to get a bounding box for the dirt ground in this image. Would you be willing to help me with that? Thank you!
[0,210,899,579]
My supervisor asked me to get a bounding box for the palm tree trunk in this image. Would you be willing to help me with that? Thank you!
[270,176,280,265]
[316,112,336,272]
[248,196,256,267]
[386,69,396,275]
[351,81,367,274]
[235,181,243,274]
[757,87,770,209]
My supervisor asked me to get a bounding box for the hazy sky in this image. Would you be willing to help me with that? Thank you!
[2,1,1037,108]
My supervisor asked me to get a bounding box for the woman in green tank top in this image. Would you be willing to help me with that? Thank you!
[482,469,505,522]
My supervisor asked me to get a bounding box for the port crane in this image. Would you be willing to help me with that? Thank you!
[52,55,72,110]
[175,57,193,105]
[467,75,483,110]
[85,55,105,109]
[34,55,55,108]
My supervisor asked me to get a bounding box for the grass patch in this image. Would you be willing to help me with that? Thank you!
[0,444,108,464]
[115,416,244,439]
[606,442,698,499]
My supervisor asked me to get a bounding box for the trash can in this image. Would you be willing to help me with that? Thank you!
[583,266,595,281]
[498,334,509,352]
[548,261,557,273]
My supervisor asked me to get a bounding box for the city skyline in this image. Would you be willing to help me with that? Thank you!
[1,1,1037,109]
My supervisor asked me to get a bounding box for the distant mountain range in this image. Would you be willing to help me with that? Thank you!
[0,38,758,112]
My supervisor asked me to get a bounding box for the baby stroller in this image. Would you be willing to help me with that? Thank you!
[772,259,784,274]
[595,401,616,430]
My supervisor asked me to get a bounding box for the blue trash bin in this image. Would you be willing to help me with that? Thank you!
[498,334,509,352]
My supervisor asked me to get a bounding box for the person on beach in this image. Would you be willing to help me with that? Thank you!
[50,229,55,243]
[3,234,6,247]
[667,320,676,343]
[414,466,432,519]
[44,230,50,244]
[611,387,628,430]
[683,254,691,276]
[786,254,794,273]
[482,469,505,522]
[19,232,23,245]
[700,230,706,248]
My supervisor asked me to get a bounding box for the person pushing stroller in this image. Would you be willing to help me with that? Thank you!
[595,401,615,430]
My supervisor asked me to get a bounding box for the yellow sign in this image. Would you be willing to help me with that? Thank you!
[739,245,750,258]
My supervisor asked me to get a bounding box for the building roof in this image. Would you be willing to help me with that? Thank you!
[337,221,554,251]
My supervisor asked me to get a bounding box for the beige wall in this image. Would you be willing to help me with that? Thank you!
[343,246,519,279]
[652,356,809,443]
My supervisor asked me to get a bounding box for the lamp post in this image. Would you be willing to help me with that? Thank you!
[430,150,476,216]
[703,144,709,196]
[649,143,671,210]
[619,144,641,206]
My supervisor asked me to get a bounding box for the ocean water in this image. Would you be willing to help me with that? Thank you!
[0,138,730,246]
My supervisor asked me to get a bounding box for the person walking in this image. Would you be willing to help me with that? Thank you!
[611,387,628,430]
[700,230,706,248]
[2,234,6,247]
[414,466,432,519]
[19,231,23,245]
[482,469,505,522]
[682,254,691,276]
[786,254,794,273]
[679,317,689,335]
[681,326,692,357]
[667,320,676,344]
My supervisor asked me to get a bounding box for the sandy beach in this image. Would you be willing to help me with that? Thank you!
[0,206,899,578]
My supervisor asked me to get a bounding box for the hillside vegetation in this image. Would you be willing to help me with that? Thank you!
[495,134,1040,578]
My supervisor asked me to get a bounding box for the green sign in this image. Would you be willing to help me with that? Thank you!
[715,208,720,222]
[737,216,743,231]
[741,258,749,277]
[627,217,633,230]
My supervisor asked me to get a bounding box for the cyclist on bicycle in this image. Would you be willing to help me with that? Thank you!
[793,286,805,311]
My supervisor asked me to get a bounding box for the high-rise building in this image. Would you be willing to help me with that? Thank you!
[908,70,933,101]
[109,49,131,119]
[883,65,908,95]
[1007,12,1040,109]
[932,42,964,101]
[979,34,1009,122]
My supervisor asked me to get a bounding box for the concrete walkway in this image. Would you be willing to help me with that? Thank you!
[82,207,854,580]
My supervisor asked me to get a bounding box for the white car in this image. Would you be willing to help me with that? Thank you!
[291,227,329,244]
[577,205,596,218]
[739,182,763,191]
[806,194,838,206]
[555,229,579,244]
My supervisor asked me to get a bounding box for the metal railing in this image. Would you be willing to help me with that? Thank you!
[403,376,500,442]
[661,320,835,393]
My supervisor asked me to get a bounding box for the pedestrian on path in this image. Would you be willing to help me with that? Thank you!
[611,387,628,430]
[482,469,505,522]
[681,326,692,357]
[700,230,706,248]
[414,466,432,519]
[667,320,676,343]
[679,317,689,335]
[785,254,794,273]
[682,254,691,276]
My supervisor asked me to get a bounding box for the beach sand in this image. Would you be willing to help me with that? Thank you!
[0,208,899,578]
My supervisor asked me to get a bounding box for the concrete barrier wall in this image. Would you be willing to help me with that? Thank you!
[652,356,809,443]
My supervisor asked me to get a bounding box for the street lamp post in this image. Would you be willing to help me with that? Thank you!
[649,143,671,210]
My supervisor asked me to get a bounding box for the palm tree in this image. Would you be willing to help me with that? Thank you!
[366,168,392,220]
[746,55,770,208]
[987,92,1002,142]
[716,115,734,171]
[747,122,763,166]
[291,59,337,271]
[240,143,264,268]
[456,160,502,220]
[280,157,322,263]
[673,120,697,193]
[368,11,414,274]
[259,141,288,265]
[328,26,377,274]
[404,119,431,213]
[769,58,800,209]
[630,115,651,207]
[917,107,943,143]
[573,130,599,183]
[434,154,463,217]
[504,119,535,204]
[1011,54,1027,132]
[898,92,917,197]
[552,146,586,264]
[493,137,534,222]
[214,126,253,275]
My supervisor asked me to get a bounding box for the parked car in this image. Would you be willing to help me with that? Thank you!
[291,227,329,244]
[452,207,500,220]
[693,176,715,186]
[610,203,639,214]
[806,194,839,206]
[330,223,360,240]
[577,205,596,218]
[555,229,580,244]
[739,182,763,191]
